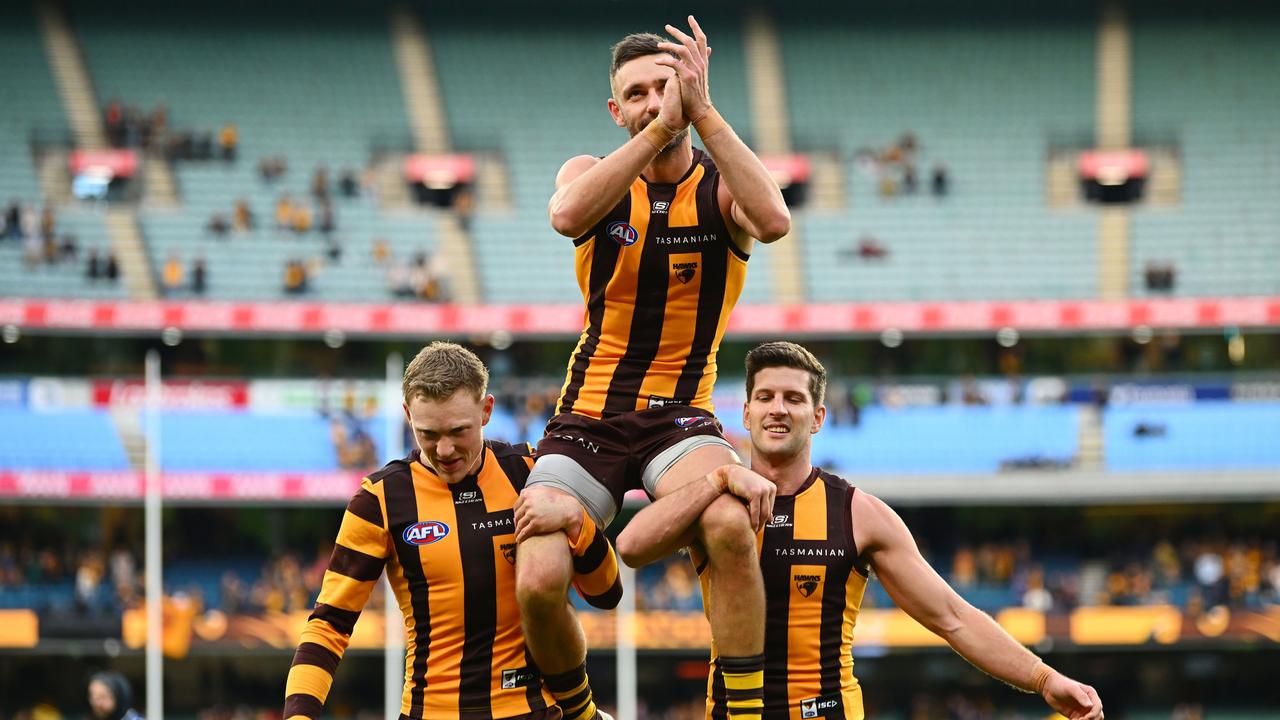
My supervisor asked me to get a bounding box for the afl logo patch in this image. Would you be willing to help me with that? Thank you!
[674,416,713,429]
[607,221,639,246]
[403,521,450,546]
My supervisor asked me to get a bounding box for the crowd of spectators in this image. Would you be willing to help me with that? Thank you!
[3,200,119,283]
[854,132,949,201]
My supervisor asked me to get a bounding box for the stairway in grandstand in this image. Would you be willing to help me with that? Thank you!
[1095,0,1132,299]
[69,0,442,302]
[391,4,480,303]
[1128,0,1280,298]
[743,7,805,304]
[39,0,159,300]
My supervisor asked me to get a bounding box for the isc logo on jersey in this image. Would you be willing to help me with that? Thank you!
[403,520,450,546]
[607,221,639,246]
[801,697,839,718]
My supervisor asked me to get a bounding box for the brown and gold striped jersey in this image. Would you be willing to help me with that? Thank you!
[284,440,621,720]
[557,148,749,420]
[694,468,869,720]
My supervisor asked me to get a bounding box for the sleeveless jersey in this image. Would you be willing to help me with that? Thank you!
[695,468,869,720]
[556,148,749,420]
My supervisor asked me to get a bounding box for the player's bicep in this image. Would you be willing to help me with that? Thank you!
[858,494,967,636]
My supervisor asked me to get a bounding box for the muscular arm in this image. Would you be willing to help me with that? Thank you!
[854,490,1044,691]
[549,70,687,238]
[285,479,390,720]
[658,19,790,245]
[547,142,655,238]
[616,464,775,568]
[706,127,791,245]
[615,473,723,568]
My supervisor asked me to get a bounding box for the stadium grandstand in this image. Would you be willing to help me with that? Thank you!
[2,0,1279,718]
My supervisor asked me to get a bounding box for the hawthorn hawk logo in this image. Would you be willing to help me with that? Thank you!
[673,260,698,284]
[500,542,517,565]
[794,573,821,598]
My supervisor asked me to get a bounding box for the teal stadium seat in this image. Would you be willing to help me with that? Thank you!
[71,0,436,301]
[780,4,1099,301]
[1130,3,1280,297]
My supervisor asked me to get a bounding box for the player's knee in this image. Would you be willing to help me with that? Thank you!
[699,494,757,561]
[518,484,563,509]
[515,541,572,614]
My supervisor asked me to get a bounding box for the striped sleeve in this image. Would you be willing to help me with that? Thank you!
[568,510,623,610]
[284,478,389,719]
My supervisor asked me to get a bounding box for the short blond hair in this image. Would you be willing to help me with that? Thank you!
[402,341,488,404]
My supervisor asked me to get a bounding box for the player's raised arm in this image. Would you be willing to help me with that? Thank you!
[658,16,791,244]
[283,478,390,720]
[548,62,689,237]
[854,490,1104,720]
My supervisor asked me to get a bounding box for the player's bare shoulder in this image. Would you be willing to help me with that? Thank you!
[555,155,601,190]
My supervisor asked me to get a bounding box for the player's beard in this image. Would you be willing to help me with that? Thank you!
[659,127,690,155]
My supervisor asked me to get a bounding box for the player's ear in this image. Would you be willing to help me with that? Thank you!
[402,402,412,425]
[811,404,826,434]
[742,401,750,431]
[607,97,626,128]
[481,394,495,425]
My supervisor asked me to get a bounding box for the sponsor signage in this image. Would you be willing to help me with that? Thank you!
[2,297,1276,338]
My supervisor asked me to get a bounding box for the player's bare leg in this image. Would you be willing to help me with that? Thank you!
[515,489,602,720]
[656,445,766,719]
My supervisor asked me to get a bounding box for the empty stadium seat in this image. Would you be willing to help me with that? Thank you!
[0,408,128,470]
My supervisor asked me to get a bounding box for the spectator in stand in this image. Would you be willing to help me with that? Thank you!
[191,258,207,295]
[324,235,342,263]
[21,203,38,243]
[88,671,142,720]
[311,165,329,201]
[161,254,184,296]
[104,99,124,147]
[1144,261,1176,292]
[283,259,307,294]
[371,237,390,265]
[105,252,120,282]
[23,230,41,268]
[290,203,312,234]
[148,103,168,147]
[339,168,359,198]
[932,164,949,197]
[59,233,79,262]
[218,122,238,161]
[40,207,56,242]
[3,201,20,239]
[387,263,413,298]
[206,213,229,237]
[903,164,918,194]
[410,252,439,301]
[274,195,293,230]
[878,173,898,198]
[75,550,105,611]
[86,248,103,280]
[259,156,286,182]
[318,201,335,235]
[42,229,59,265]
[858,234,888,260]
[232,199,254,232]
